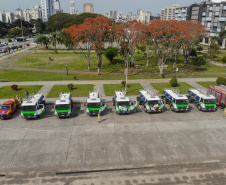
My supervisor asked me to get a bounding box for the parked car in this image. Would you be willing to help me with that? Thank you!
[11,45,18,50]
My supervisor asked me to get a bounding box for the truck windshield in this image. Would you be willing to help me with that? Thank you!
[117,101,130,106]
[55,104,69,110]
[1,106,10,110]
[204,99,216,104]
[176,99,188,104]
[87,103,100,108]
[148,100,161,105]
[21,106,36,111]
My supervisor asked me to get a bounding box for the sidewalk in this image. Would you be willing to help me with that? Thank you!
[0,78,214,105]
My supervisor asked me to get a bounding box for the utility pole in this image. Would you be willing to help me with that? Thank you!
[20,17,27,61]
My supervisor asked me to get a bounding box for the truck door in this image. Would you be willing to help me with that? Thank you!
[215,92,221,106]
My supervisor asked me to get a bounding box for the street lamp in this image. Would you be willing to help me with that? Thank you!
[66,64,68,76]
[19,16,27,61]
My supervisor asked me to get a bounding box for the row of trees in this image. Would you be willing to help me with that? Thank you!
[66,16,205,74]
[0,13,99,38]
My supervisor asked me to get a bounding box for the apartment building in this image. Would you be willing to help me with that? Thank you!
[160,4,181,20]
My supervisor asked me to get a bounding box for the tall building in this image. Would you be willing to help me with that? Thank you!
[174,7,188,21]
[139,10,151,24]
[41,0,54,22]
[53,0,63,14]
[84,3,94,13]
[174,1,226,44]
[0,11,15,23]
[30,6,42,20]
[70,1,75,14]
[160,4,181,20]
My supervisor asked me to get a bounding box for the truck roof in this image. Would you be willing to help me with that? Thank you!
[56,99,70,105]
[164,89,188,100]
[56,93,71,105]
[115,91,130,102]
[139,90,160,101]
[21,94,44,106]
[189,89,215,99]
[2,98,17,106]
[87,91,100,103]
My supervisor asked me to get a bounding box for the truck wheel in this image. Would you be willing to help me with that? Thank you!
[9,114,12,119]
[1,117,4,120]
[35,115,38,120]
[197,105,201,111]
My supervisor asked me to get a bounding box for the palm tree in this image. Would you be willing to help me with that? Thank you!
[50,32,58,50]
[35,34,49,49]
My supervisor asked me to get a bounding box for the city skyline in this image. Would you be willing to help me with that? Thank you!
[1,0,205,16]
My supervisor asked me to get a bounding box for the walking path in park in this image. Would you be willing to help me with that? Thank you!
[0,78,216,105]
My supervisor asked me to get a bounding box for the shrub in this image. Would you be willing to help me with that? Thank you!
[8,38,12,43]
[170,77,178,87]
[67,83,73,90]
[197,46,203,52]
[190,48,197,57]
[191,56,206,69]
[121,80,126,87]
[104,46,118,63]
[11,84,18,90]
[54,50,58,54]
[222,56,226,64]
[216,77,226,85]
[19,45,23,49]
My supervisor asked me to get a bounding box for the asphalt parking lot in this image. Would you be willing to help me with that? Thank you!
[0,103,225,174]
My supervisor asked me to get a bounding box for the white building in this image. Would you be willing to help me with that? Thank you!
[139,10,151,24]
[160,4,181,20]
[41,0,54,22]
[70,1,75,14]
[30,6,42,20]
[0,11,15,23]
[53,0,63,14]
[109,10,117,20]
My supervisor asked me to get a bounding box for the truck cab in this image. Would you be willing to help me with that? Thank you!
[0,98,19,119]
[113,91,137,114]
[21,94,45,119]
[87,91,107,116]
[138,90,165,113]
[164,89,189,112]
[55,93,73,118]
[189,89,217,111]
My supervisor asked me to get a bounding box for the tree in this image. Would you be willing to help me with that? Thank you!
[9,27,21,37]
[115,20,141,69]
[0,21,8,37]
[148,20,180,74]
[180,21,205,64]
[59,29,74,50]
[197,46,203,52]
[35,34,49,49]
[68,16,112,74]
[35,18,46,33]
[47,13,99,32]
[50,32,58,50]
[208,42,220,59]
[104,46,118,63]
[191,56,206,69]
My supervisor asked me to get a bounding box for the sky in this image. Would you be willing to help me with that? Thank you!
[1,0,207,16]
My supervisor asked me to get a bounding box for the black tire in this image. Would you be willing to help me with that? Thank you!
[35,115,38,120]
[1,117,4,120]
[197,105,201,111]
[170,104,174,111]
[112,98,115,106]
[9,114,12,119]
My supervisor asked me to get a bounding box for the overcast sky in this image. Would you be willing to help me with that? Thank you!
[1,0,206,15]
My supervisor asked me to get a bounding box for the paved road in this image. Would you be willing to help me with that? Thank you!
[0,104,225,184]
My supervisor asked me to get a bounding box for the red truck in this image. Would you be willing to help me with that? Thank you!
[0,98,19,119]
[208,85,226,108]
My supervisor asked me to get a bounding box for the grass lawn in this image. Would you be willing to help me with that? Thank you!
[8,50,226,75]
[196,81,217,89]
[47,84,94,98]
[0,68,225,82]
[151,82,193,95]
[104,83,143,96]
[0,85,43,99]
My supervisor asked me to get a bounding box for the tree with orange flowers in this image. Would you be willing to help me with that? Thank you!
[180,20,205,64]
[68,16,112,74]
